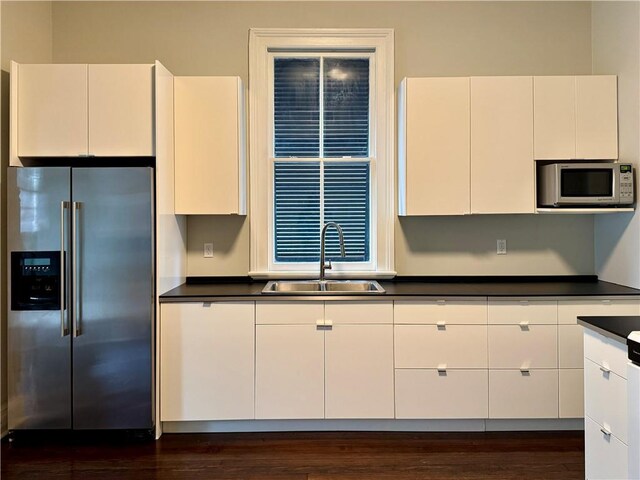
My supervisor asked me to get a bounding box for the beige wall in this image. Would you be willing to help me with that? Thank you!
[593,1,640,288]
[50,1,596,277]
[0,0,53,435]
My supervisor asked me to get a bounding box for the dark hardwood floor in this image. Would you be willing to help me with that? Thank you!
[1,431,584,480]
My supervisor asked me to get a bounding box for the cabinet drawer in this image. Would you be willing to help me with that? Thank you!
[559,368,583,419]
[489,369,558,419]
[394,300,487,325]
[585,358,627,443]
[585,416,628,480]
[256,302,323,325]
[325,301,393,325]
[559,324,583,369]
[488,325,557,369]
[395,325,488,369]
[488,300,557,325]
[558,299,640,324]
[584,328,628,378]
[395,369,488,419]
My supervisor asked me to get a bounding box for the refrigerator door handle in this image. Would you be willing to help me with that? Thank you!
[60,201,69,336]
[72,201,81,337]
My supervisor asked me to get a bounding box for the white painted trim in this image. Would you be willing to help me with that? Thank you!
[162,418,583,433]
[397,78,407,216]
[10,61,22,166]
[249,28,395,278]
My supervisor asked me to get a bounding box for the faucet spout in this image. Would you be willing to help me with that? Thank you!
[320,222,346,281]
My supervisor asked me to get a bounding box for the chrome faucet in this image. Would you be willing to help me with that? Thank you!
[320,222,346,281]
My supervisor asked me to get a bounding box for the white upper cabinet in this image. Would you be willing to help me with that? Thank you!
[534,76,576,160]
[470,76,535,214]
[88,64,154,157]
[174,76,246,215]
[12,62,154,163]
[398,77,470,216]
[575,75,618,160]
[534,75,618,160]
[16,63,88,158]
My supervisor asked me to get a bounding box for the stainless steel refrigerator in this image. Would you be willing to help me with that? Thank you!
[8,167,154,431]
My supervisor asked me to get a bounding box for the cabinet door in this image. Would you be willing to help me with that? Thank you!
[255,325,324,419]
[174,76,245,214]
[533,76,576,160]
[488,300,557,325]
[576,75,618,160]
[488,325,557,369]
[324,324,394,419]
[489,369,559,419]
[394,300,487,325]
[585,416,628,480]
[559,368,584,418]
[585,358,628,443]
[396,369,488,419]
[18,64,88,157]
[395,325,488,369]
[470,76,534,214]
[160,302,255,421]
[88,64,154,156]
[399,77,470,215]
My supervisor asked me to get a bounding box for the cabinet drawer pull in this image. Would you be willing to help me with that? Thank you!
[436,320,446,329]
[437,364,447,374]
[436,300,446,306]
[520,366,531,375]
[600,427,611,437]
[519,320,530,330]
[599,365,611,375]
[602,299,611,305]
[316,319,332,329]
[519,300,529,306]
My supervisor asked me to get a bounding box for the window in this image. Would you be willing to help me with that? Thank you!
[273,56,370,263]
[249,29,395,277]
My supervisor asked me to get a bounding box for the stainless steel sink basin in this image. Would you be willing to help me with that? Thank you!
[262,280,385,295]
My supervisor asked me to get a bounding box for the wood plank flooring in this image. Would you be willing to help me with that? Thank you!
[1,431,584,480]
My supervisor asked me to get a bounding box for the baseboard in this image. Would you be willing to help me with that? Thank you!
[161,418,583,434]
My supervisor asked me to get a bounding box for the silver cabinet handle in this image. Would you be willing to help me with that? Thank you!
[60,201,69,337]
[600,366,611,375]
[600,427,611,437]
[72,201,81,337]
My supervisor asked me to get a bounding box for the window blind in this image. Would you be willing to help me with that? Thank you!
[274,58,320,158]
[273,56,371,264]
[323,58,370,158]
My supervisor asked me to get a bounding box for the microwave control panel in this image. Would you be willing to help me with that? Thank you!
[620,164,634,205]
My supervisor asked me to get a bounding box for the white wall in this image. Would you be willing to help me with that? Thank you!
[51,0,596,277]
[593,1,640,288]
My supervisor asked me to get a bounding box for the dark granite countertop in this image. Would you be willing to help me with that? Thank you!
[159,276,640,302]
[578,315,640,343]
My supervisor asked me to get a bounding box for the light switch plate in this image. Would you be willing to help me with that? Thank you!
[204,243,214,258]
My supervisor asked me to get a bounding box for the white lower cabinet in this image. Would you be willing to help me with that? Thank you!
[325,325,394,419]
[254,301,394,420]
[585,358,628,444]
[585,416,628,480]
[160,302,255,421]
[489,369,559,419]
[559,369,584,418]
[488,325,557,369]
[395,325,488,369]
[396,369,488,419]
[255,324,325,419]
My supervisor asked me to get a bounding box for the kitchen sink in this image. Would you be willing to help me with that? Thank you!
[262,280,385,295]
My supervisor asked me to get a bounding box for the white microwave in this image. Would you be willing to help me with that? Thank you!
[538,162,634,207]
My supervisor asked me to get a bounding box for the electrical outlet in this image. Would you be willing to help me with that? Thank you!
[204,243,214,258]
[497,239,507,255]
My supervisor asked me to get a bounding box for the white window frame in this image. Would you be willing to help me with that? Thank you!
[249,28,395,279]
